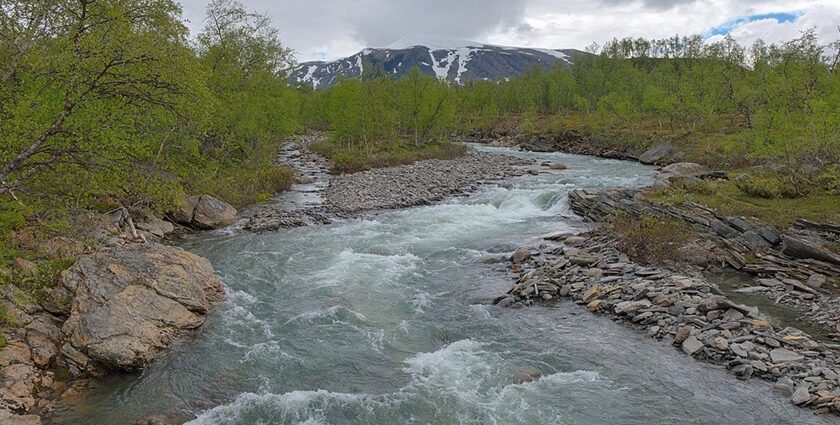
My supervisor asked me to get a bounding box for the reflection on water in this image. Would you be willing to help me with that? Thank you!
[707,270,831,343]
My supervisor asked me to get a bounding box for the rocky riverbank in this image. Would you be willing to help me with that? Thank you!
[245,136,530,231]
[495,187,840,415]
[0,199,235,424]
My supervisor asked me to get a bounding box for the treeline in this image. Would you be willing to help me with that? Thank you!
[2,0,839,224]
[0,0,303,225]
[309,30,840,172]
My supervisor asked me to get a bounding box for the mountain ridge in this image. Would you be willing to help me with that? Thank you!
[289,35,588,89]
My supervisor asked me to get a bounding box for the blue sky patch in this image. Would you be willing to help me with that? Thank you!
[709,12,802,37]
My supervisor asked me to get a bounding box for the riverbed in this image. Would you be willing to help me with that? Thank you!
[44,147,830,424]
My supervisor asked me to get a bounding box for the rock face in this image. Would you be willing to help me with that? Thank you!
[192,195,238,229]
[172,195,237,229]
[59,242,224,375]
[639,143,681,165]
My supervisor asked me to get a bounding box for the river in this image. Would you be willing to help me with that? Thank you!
[45,146,829,424]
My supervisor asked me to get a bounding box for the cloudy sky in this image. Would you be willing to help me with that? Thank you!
[180,0,840,62]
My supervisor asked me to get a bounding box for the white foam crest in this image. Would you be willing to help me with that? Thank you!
[403,339,497,395]
[282,305,369,327]
[223,303,275,339]
[310,249,420,287]
[186,389,375,425]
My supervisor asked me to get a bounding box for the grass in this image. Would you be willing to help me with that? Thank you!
[312,138,468,174]
[646,179,840,228]
[192,163,296,208]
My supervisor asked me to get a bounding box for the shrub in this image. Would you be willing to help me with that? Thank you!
[735,174,804,199]
[602,213,698,265]
[314,138,467,174]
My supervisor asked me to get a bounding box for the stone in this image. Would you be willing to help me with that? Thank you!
[639,143,678,165]
[681,335,703,355]
[730,344,748,358]
[710,337,729,351]
[731,363,753,380]
[564,236,586,246]
[726,217,752,233]
[541,293,553,301]
[667,305,686,316]
[756,227,782,245]
[614,300,650,314]
[512,369,543,384]
[0,342,31,367]
[0,363,38,412]
[582,285,600,303]
[511,248,531,264]
[135,214,175,238]
[791,384,811,405]
[496,297,516,308]
[782,235,840,266]
[774,376,795,395]
[741,231,770,251]
[586,299,602,312]
[674,326,692,344]
[570,254,598,267]
[721,309,744,322]
[0,409,41,425]
[769,348,804,364]
[806,274,827,290]
[171,195,199,225]
[13,258,38,277]
[548,162,568,170]
[584,268,603,277]
[192,195,237,229]
[660,162,706,178]
[60,242,224,374]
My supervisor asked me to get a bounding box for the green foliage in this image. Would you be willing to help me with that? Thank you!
[0,0,301,216]
[312,138,466,174]
[735,174,802,199]
[603,213,697,265]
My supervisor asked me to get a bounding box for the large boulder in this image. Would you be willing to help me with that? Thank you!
[192,195,237,229]
[59,243,224,375]
[639,143,682,165]
[660,162,706,177]
[171,195,200,225]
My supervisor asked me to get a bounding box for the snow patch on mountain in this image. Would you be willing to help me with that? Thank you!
[289,35,587,89]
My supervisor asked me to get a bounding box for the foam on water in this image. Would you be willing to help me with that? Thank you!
[45,146,832,425]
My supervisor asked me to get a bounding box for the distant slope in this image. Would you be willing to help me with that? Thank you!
[289,35,588,89]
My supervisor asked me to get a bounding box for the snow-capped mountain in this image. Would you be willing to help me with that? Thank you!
[289,35,588,89]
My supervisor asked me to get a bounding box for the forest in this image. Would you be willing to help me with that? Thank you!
[2,0,839,262]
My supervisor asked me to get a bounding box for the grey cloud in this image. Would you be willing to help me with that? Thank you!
[598,0,699,10]
[182,0,528,59]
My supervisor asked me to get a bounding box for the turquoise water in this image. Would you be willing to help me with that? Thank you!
[45,147,828,424]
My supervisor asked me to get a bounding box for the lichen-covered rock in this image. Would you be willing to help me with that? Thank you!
[60,243,224,375]
[192,195,237,229]
[0,408,41,425]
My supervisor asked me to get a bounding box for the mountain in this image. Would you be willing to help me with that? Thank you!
[289,34,588,89]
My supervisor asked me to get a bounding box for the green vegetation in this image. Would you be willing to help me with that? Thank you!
[302,68,465,172]
[0,0,301,300]
[1,1,839,314]
[602,213,698,266]
[646,178,840,229]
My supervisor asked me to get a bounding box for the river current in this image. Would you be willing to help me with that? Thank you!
[45,147,829,424]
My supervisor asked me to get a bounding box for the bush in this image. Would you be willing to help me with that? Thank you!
[192,164,295,208]
[313,138,467,174]
[735,174,804,199]
[602,213,698,265]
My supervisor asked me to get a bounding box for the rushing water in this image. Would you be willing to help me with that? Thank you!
[46,147,830,425]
